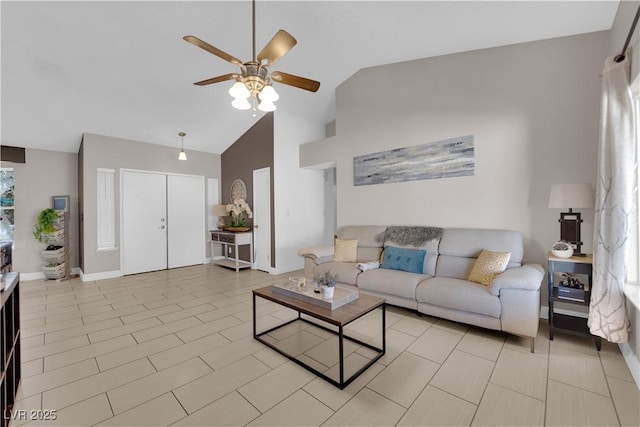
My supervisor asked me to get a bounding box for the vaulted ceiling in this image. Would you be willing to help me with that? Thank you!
[1,1,619,155]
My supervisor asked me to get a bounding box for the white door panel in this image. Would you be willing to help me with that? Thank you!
[122,171,167,275]
[168,175,205,268]
[253,168,271,272]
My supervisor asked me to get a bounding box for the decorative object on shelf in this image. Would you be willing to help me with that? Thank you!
[226,198,252,231]
[559,272,584,289]
[289,276,306,291]
[33,208,59,243]
[178,132,187,161]
[313,270,337,299]
[183,0,320,115]
[548,183,594,256]
[230,179,247,202]
[213,205,228,230]
[551,241,574,258]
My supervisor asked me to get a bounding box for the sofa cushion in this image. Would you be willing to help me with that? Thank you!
[436,228,523,279]
[378,226,442,276]
[337,226,386,262]
[334,238,358,263]
[314,262,360,286]
[357,268,430,300]
[381,246,426,274]
[415,277,501,318]
[468,250,511,286]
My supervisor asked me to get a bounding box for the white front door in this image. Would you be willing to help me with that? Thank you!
[122,171,167,275]
[253,167,271,272]
[167,174,205,268]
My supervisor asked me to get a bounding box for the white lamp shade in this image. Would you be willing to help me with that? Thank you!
[258,85,279,102]
[178,150,187,161]
[548,183,594,208]
[213,205,228,216]
[229,81,250,99]
[231,97,251,110]
[258,100,277,112]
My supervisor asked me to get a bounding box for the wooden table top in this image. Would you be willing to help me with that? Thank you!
[253,285,385,326]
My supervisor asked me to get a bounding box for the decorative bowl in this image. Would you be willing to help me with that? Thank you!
[551,242,574,258]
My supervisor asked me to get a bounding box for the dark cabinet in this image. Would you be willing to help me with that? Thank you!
[1,272,20,427]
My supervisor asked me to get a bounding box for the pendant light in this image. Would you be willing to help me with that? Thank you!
[178,132,187,161]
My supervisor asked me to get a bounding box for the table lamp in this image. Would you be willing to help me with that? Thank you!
[213,205,228,230]
[548,183,594,256]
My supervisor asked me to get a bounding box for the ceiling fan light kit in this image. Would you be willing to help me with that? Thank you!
[184,0,319,114]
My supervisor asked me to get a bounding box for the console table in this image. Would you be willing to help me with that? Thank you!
[1,272,20,427]
[210,231,253,272]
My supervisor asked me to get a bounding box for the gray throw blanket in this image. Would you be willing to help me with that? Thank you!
[375,226,444,247]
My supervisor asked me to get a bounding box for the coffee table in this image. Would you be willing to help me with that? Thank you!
[252,285,386,389]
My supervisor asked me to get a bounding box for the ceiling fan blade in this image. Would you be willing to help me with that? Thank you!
[257,30,297,66]
[183,35,244,67]
[194,73,240,86]
[271,71,320,92]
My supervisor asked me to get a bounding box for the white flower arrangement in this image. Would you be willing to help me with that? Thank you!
[226,199,253,227]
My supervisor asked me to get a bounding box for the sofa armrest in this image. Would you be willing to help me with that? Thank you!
[298,245,334,261]
[490,263,544,296]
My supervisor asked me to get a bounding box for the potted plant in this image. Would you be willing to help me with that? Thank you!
[551,241,574,258]
[226,199,253,232]
[33,208,59,243]
[313,270,338,299]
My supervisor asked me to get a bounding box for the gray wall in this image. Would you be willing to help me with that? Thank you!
[302,30,609,302]
[4,148,78,274]
[81,133,221,276]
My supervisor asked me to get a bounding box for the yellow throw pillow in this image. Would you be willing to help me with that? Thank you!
[334,238,358,263]
[468,250,511,286]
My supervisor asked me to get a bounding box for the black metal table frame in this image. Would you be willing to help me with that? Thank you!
[252,293,386,389]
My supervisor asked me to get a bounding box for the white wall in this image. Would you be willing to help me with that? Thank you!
[5,149,78,278]
[273,111,325,273]
[303,31,607,268]
[81,133,221,278]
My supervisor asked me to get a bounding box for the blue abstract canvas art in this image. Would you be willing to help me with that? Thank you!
[353,135,475,186]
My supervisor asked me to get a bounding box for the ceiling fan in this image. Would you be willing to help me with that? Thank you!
[184,0,320,113]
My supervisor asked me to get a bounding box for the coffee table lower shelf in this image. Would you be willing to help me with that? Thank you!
[252,288,385,390]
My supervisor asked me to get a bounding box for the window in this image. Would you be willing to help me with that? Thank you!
[0,169,14,242]
[625,77,640,308]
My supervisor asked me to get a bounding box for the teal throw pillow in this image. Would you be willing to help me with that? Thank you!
[381,246,426,274]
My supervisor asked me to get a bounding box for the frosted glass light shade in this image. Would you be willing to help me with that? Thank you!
[258,85,279,102]
[548,183,594,208]
[232,97,251,110]
[178,150,187,161]
[258,100,276,112]
[229,81,250,99]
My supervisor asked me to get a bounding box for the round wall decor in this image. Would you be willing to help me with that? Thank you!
[230,179,247,202]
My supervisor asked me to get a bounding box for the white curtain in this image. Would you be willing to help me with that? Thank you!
[589,54,636,343]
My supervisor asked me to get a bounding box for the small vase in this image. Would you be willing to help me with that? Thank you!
[322,286,335,299]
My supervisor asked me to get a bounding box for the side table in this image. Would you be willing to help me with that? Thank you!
[210,230,253,272]
[548,252,601,351]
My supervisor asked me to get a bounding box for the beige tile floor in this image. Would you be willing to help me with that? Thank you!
[8,265,639,426]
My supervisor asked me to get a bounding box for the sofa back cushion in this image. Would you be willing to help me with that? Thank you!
[380,226,443,276]
[337,225,387,262]
[436,228,523,279]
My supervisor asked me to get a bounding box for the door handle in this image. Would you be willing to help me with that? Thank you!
[159,225,166,229]
[254,224,259,228]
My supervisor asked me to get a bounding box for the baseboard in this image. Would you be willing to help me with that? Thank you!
[19,272,45,281]
[619,342,640,390]
[79,269,122,282]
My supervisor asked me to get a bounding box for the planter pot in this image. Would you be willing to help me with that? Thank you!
[322,286,335,299]
[227,227,250,232]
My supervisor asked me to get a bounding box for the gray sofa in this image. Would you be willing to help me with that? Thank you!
[299,225,544,351]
